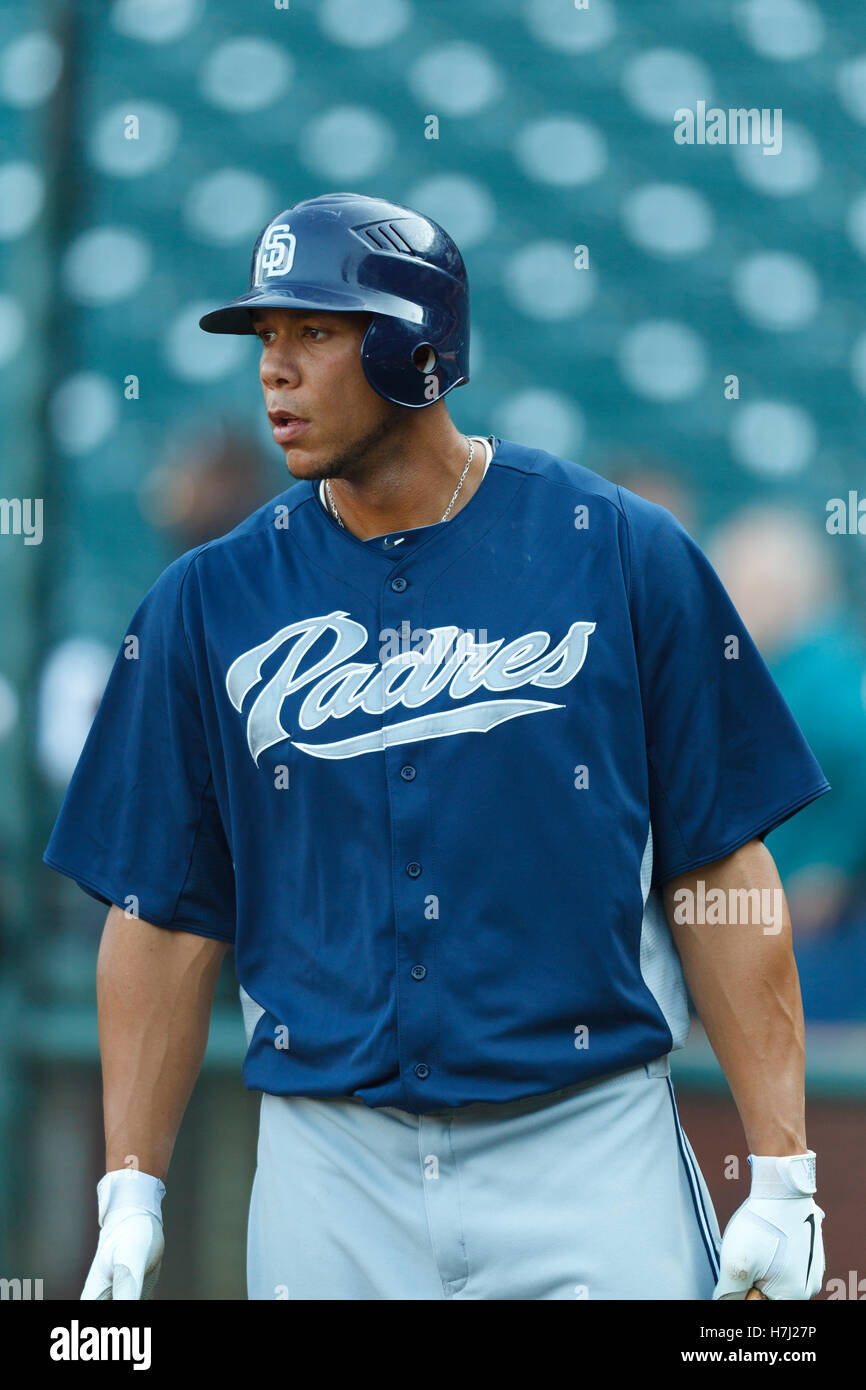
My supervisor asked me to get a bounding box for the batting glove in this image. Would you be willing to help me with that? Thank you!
[714,1150,825,1300]
[81,1168,166,1300]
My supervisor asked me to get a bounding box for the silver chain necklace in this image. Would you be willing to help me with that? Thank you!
[325,436,475,531]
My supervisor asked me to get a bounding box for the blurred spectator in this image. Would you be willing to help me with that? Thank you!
[138,417,276,553]
[708,505,866,1021]
[605,452,699,536]
[36,422,277,789]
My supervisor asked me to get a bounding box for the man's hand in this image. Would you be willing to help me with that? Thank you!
[81,1169,166,1300]
[714,1152,825,1300]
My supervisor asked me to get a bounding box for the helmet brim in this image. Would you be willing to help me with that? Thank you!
[199,283,427,334]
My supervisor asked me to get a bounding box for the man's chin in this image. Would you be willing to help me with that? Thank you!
[283,448,324,480]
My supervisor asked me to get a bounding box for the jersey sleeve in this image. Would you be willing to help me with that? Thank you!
[619,488,831,889]
[42,554,236,943]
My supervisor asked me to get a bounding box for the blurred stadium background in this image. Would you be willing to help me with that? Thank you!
[1,0,865,1298]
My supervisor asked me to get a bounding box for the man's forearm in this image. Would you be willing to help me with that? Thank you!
[96,905,230,1179]
[663,837,807,1156]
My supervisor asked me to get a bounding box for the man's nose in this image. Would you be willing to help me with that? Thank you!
[260,347,301,389]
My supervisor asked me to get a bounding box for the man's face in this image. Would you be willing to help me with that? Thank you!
[253,306,406,481]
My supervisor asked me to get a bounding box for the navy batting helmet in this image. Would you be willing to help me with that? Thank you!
[199,191,470,409]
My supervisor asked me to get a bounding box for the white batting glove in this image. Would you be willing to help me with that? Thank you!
[714,1150,825,1300]
[81,1169,166,1300]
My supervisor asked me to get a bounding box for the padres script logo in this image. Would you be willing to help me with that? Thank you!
[226,611,596,763]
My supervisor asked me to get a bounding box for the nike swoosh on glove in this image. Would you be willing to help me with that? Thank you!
[81,1169,166,1301]
[714,1150,825,1300]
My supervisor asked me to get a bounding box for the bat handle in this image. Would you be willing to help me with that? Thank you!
[746,1286,768,1300]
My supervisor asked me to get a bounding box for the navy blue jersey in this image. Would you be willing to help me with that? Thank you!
[44,439,829,1112]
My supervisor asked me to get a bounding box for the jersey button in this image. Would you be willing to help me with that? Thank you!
[400,764,416,781]
[410,964,427,981]
[406,861,422,878]
[414,1062,430,1080]
[390,576,408,592]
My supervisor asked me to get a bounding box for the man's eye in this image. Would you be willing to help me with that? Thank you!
[258,326,325,342]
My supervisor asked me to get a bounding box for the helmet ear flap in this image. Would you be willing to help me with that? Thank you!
[361,315,445,408]
[413,343,438,373]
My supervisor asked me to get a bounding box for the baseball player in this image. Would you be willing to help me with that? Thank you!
[45,192,828,1301]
